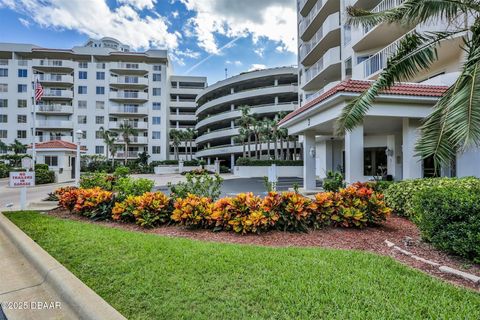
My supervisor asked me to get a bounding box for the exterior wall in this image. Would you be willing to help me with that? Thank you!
[233,166,303,178]
[456,149,480,177]
[33,150,76,183]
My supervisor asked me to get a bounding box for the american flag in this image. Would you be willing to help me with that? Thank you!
[34,79,44,102]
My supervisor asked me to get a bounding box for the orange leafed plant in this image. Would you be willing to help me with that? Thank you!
[171,194,213,228]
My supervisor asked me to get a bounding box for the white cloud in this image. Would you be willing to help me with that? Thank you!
[254,47,265,57]
[117,0,156,10]
[177,48,201,59]
[172,10,179,18]
[0,0,178,50]
[248,64,267,71]
[18,17,30,28]
[226,60,242,66]
[180,0,296,55]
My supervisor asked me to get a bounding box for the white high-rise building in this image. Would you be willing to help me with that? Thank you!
[0,38,207,163]
[281,0,479,189]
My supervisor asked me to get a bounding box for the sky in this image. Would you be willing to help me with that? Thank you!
[0,0,298,84]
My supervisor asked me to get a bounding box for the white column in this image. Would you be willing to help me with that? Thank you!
[386,134,396,178]
[303,132,316,190]
[230,154,235,172]
[345,124,364,183]
[402,118,422,179]
[316,140,333,179]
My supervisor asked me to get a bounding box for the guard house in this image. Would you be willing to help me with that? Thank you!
[27,140,86,183]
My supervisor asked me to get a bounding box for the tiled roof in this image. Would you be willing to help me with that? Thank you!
[28,140,86,150]
[279,79,448,125]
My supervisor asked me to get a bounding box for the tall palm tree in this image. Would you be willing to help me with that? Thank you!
[251,119,263,159]
[236,106,254,157]
[338,0,480,167]
[8,139,27,155]
[0,139,7,153]
[186,128,196,160]
[261,119,273,159]
[99,127,117,169]
[118,123,137,165]
[169,129,182,160]
[278,128,288,160]
[234,130,248,158]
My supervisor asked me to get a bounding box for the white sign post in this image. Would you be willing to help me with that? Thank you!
[9,172,35,210]
[267,164,278,192]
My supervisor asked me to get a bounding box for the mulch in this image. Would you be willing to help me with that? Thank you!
[46,208,480,291]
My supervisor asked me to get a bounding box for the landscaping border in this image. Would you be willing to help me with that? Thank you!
[0,212,126,320]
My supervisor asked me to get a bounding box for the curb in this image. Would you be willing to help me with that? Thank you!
[0,213,126,320]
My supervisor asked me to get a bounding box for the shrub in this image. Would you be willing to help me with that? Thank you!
[365,180,395,193]
[58,187,114,220]
[322,171,345,192]
[384,177,480,220]
[112,192,171,227]
[413,185,480,263]
[169,172,223,200]
[34,164,49,171]
[263,192,312,232]
[220,165,230,173]
[235,157,303,166]
[35,169,55,184]
[80,172,115,191]
[114,177,154,201]
[171,194,213,228]
[0,163,8,178]
[113,166,130,178]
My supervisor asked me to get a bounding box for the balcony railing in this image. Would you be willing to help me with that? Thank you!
[110,76,148,85]
[110,105,147,114]
[109,121,148,129]
[115,151,140,158]
[363,0,405,34]
[304,46,340,84]
[42,89,74,99]
[35,135,73,143]
[33,59,75,69]
[37,104,73,113]
[109,91,148,100]
[111,62,148,71]
[299,0,323,35]
[37,74,74,83]
[299,12,340,61]
[116,136,148,144]
[35,120,73,129]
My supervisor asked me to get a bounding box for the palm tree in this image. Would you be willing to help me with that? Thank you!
[99,127,117,169]
[338,0,480,167]
[118,123,137,165]
[0,139,7,153]
[234,130,248,158]
[251,119,263,159]
[261,119,273,159]
[186,128,196,160]
[278,128,288,160]
[236,106,254,157]
[8,139,27,155]
[169,129,182,160]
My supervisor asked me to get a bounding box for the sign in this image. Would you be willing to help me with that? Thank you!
[267,164,277,183]
[9,171,35,188]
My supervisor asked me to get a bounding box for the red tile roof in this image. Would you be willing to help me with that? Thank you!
[28,140,86,151]
[279,79,448,125]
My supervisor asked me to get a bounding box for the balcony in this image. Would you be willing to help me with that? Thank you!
[299,12,340,65]
[298,0,316,16]
[35,135,73,143]
[42,89,74,99]
[36,104,73,115]
[32,59,75,71]
[115,151,140,158]
[37,74,74,85]
[109,105,148,116]
[35,120,73,130]
[110,76,149,87]
[196,127,239,145]
[110,62,148,74]
[109,91,148,102]
[303,46,341,91]
[299,0,339,41]
[109,121,148,130]
[170,113,196,122]
[116,136,148,144]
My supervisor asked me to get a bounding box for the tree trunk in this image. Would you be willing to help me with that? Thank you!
[280,138,284,160]
[247,135,252,158]
[258,134,262,159]
[300,140,304,160]
[293,139,297,160]
[254,133,259,159]
[274,135,278,160]
[124,143,128,165]
[243,142,246,158]
[286,138,291,160]
[267,138,271,159]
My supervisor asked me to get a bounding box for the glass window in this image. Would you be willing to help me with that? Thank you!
[152,102,161,110]
[152,116,161,125]
[0,115,7,122]
[44,156,58,166]
[95,146,105,154]
[153,65,162,71]
[0,69,8,77]
[344,25,351,46]
[17,84,27,93]
[17,130,27,139]
[17,115,27,123]
[152,131,161,139]
[78,71,88,79]
[78,86,87,94]
[96,86,105,94]
[0,84,7,92]
[0,130,7,139]
[152,88,161,96]
[364,147,387,176]
[152,73,161,81]
[152,146,161,154]
[96,101,105,109]
[345,57,352,78]
[78,62,88,68]
[0,99,7,108]
[96,72,105,80]
[95,116,104,124]
[95,131,103,139]
[78,115,87,124]
[78,100,87,108]
[18,99,27,108]
[18,69,27,77]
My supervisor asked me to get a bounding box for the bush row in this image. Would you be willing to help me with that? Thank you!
[235,157,303,167]
[56,182,391,233]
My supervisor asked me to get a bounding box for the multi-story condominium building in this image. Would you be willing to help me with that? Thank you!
[0,38,206,163]
[169,75,207,160]
[281,0,479,189]
[195,67,299,168]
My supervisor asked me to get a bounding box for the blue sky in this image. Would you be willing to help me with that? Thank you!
[0,0,298,84]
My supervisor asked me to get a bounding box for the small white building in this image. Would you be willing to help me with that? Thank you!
[27,140,86,183]
[279,79,480,190]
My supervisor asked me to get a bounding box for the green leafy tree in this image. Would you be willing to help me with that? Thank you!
[99,127,118,169]
[118,123,137,165]
[236,106,253,157]
[8,139,27,155]
[338,0,480,167]
[170,129,182,160]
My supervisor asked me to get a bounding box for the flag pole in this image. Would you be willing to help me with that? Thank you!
[32,74,37,171]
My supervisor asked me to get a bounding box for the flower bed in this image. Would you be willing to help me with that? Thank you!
[55,182,391,234]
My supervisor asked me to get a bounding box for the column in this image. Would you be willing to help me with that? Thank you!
[303,132,316,190]
[402,118,422,179]
[231,154,235,172]
[345,124,364,183]
[386,134,396,179]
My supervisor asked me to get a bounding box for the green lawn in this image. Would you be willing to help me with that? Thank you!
[6,211,480,320]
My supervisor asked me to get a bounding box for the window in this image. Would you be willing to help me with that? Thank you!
[152,102,161,110]
[17,115,27,123]
[0,99,7,108]
[152,116,161,125]
[18,99,27,108]
[95,131,103,139]
[95,116,104,124]
[78,115,87,124]
[152,146,161,154]
[152,88,161,96]
[343,25,351,46]
[0,130,7,138]
[153,65,162,71]
[0,69,8,77]
[78,71,88,79]
[0,84,7,92]
[96,63,105,69]
[345,57,352,78]
[81,131,87,139]
[18,69,27,77]
[152,73,161,81]
[44,156,58,167]
[96,86,105,94]
[78,86,87,94]
[96,72,105,80]
[95,146,105,154]
[78,100,87,109]
[0,115,7,122]
[95,101,105,109]
[78,62,88,68]
[152,131,161,139]
[364,147,387,176]
[17,84,27,93]
[17,130,27,139]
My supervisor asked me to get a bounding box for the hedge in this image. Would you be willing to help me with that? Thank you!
[235,157,303,166]
[35,169,55,184]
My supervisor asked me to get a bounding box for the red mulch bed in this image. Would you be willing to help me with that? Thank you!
[46,208,480,291]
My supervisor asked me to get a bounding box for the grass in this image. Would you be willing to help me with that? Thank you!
[6,211,480,320]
